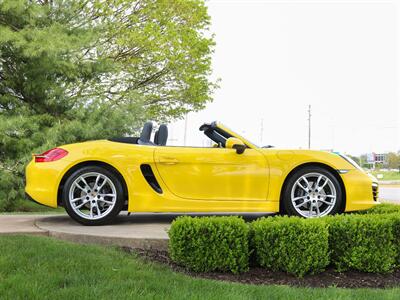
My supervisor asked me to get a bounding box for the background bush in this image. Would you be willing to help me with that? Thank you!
[327,214,397,273]
[168,216,249,274]
[251,216,329,277]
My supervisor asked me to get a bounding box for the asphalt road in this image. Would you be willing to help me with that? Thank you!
[379,186,400,202]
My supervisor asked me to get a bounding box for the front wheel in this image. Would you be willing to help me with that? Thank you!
[282,166,343,218]
[62,166,125,225]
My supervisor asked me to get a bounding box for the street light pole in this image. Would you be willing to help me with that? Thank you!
[183,113,188,146]
[308,105,311,149]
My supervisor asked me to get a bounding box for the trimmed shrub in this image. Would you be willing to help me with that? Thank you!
[327,214,396,273]
[168,216,249,273]
[252,216,329,277]
[386,213,400,266]
[362,203,400,215]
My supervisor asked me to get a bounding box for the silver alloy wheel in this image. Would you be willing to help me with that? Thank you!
[290,172,337,218]
[68,172,117,220]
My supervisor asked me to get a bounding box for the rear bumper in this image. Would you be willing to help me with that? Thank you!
[342,170,380,212]
[25,159,67,208]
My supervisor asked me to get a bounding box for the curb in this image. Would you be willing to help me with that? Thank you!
[35,216,169,250]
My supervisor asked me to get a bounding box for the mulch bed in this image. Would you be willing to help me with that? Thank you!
[121,246,400,288]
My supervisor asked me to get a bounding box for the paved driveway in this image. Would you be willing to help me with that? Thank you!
[380,186,400,202]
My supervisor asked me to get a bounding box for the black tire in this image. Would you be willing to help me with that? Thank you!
[62,165,125,225]
[282,166,343,218]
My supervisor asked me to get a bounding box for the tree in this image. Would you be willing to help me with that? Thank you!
[386,152,400,169]
[0,0,216,211]
[348,155,360,166]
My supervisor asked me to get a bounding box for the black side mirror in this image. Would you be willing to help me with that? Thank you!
[232,143,246,154]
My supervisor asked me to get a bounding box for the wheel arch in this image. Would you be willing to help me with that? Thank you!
[279,162,346,214]
[57,160,129,207]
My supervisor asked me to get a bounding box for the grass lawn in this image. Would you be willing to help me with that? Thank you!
[0,236,400,300]
[0,204,65,215]
[371,171,400,181]
[0,198,65,214]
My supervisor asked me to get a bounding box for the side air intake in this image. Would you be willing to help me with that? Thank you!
[140,164,162,194]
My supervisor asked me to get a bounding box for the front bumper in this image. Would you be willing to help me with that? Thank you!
[342,170,380,212]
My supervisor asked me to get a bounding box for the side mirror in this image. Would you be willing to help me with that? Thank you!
[226,137,246,154]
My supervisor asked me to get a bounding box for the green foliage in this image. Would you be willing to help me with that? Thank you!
[252,216,329,277]
[370,171,400,180]
[362,203,400,215]
[387,214,400,266]
[327,214,396,273]
[170,211,400,277]
[0,0,216,211]
[168,216,249,273]
[386,152,400,169]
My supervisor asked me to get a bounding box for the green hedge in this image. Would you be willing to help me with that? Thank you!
[168,216,249,273]
[362,203,400,215]
[327,214,396,273]
[252,217,329,277]
[168,205,400,276]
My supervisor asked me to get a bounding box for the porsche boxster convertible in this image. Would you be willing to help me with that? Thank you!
[25,121,379,225]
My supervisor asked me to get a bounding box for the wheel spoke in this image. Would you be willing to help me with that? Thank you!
[316,204,320,216]
[98,198,114,205]
[71,196,84,203]
[74,182,86,192]
[89,202,94,218]
[309,202,314,216]
[301,176,310,188]
[293,196,307,201]
[75,200,89,209]
[296,182,308,192]
[319,179,328,191]
[94,174,102,187]
[99,193,116,198]
[295,199,311,208]
[325,195,335,198]
[315,175,323,189]
[79,176,91,190]
[97,178,107,190]
[319,199,334,206]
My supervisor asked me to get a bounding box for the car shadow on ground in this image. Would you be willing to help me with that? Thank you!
[112,212,276,225]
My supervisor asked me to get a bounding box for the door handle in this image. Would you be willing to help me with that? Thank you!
[158,156,179,165]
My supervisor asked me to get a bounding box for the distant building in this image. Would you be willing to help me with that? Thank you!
[366,152,388,169]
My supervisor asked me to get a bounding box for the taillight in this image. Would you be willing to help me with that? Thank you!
[34,148,68,163]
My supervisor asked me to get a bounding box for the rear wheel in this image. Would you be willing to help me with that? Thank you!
[282,166,343,218]
[63,166,125,225]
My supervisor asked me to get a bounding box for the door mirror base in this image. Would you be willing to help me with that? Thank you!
[232,144,246,154]
[226,137,246,154]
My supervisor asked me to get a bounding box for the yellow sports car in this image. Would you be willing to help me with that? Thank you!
[25,121,379,225]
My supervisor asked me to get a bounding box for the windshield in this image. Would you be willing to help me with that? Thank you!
[217,123,259,148]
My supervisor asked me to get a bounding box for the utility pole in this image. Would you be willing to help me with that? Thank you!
[308,105,311,149]
[183,113,188,146]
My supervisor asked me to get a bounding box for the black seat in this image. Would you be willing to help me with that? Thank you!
[154,124,168,146]
[138,122,155,145]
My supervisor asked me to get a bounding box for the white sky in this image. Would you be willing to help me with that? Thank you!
[168,0,400,156]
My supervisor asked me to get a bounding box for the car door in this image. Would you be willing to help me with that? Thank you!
[153,147,269,201]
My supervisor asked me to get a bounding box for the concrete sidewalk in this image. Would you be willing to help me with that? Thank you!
[0,214,171,249]
[36,215,170,250]
[0,212,271,250]
[0,215,49,236]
